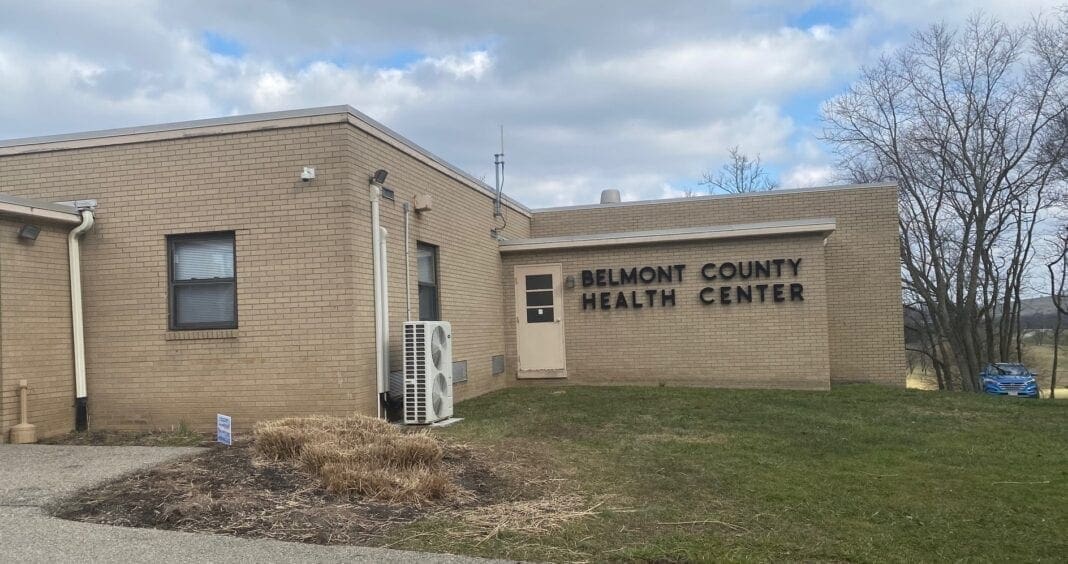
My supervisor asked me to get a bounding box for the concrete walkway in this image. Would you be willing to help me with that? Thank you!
[0,445,506,563]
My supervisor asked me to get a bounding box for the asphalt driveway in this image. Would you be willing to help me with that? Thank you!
[0,444,203,507]
[0,444,505,563]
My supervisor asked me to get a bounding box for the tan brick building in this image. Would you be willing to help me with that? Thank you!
[0,106,904,441]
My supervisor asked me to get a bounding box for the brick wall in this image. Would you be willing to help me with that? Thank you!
[342,125,530,405]
[0,219,74,441]
[0,124,366,433]
[502,234,832,389]
[0,119,529,433]
[529,185,905,386]
[0,111,902,437]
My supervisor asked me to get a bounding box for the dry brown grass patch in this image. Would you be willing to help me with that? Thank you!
[253,415,464,504]
[449,493,610,543]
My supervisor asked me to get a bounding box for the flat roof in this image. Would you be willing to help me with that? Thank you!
[0,107,896,220]
[0,106,532,217]
[499,218,836,252]
[530,182,897,213]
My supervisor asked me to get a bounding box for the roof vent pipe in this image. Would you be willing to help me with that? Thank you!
[600,189,621,204]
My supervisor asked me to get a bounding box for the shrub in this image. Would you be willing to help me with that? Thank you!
[253,415,461,504]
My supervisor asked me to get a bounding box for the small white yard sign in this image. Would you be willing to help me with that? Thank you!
[217,413,232,446]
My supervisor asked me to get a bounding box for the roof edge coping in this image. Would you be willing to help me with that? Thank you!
[0,105,532,217]
[531,182,897,213]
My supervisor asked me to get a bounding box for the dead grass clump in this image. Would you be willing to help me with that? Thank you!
[253,415,462,504]
[318,464,461,503]
[253,415,396,460]
[452,493,605,541]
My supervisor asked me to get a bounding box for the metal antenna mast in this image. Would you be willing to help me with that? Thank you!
[493,125,504,218]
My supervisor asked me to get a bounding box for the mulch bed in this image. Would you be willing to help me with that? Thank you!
[50,441,511,545]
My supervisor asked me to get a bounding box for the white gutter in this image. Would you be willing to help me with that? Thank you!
[369,183,389,419]
[0,201,82,225]
[68,209,95,430]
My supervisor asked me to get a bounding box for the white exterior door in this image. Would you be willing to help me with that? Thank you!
[514,264,567,378]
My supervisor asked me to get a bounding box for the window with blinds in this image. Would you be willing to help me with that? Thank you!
[168,232,237,330]
[417,242,440,321]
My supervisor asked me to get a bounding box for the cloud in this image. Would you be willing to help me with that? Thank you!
[583,26,845,104]
[860,0,1059,25]
[0,0,1061,207]
[422,51,492,80]
[241,62,426,120]
[782,164,837,188]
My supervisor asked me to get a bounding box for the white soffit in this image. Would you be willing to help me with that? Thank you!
[0,193,82,224]
[498,218,837,253]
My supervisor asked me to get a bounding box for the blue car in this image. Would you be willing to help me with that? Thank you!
[980,363,1040,398]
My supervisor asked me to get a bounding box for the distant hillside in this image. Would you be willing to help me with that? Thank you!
[905,297,1064,338]
[1021,296,1063,329]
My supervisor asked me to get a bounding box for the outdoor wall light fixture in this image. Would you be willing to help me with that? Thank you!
[372,169,389,185]
[565,275,576,289]
[17,224,40,241]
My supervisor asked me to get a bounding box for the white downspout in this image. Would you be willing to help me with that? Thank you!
[379,224,390,401]
[403,203,412,321]
[68,209,94,430]
[370,183,388,419]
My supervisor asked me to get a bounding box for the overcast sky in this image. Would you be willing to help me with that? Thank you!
[0,1,1060,207]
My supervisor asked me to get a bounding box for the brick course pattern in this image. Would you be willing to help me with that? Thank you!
[528,185,905,386]
[0,220,74,440]
[0,120,529,436]
[0,110,903,437]
[503,234,833,389]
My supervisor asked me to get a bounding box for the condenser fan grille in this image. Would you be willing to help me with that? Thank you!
[431,372,447,416]
[430,326,447,369]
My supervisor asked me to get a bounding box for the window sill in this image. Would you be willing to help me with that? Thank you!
[164,329,238,341]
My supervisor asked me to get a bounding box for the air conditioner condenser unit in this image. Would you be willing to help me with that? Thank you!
[402,321,453,424]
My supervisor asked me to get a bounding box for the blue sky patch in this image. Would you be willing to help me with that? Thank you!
[375,49,426,70]
[202,31,246,58]
[791,3,854,30]
[784,89,839,128]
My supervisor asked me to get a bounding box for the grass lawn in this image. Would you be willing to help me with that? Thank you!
[390,385,1068,562]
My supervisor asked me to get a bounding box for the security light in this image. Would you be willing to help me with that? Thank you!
[17,224,40,241]
[372,169,389,185]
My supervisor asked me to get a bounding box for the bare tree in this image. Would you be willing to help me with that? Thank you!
[1046,225,1068,398]
[822,12,1068,391]
[1040,110,1068,183]
[1044,117,1068,399]
[701,146,778,194]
